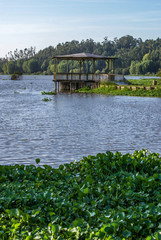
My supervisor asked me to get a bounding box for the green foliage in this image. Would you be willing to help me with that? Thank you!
[0,150,161,239]
[41,60,48,71]
[101,81,117,86]
[11,71,22,80]
[129,60,155,75]
[27,59,39,73]
[42,98,52,102]
[78,85,161,97]
[76,86,91,92]
[41,91,56,95]
[22,61,29,73]
[157,69,161,78]
[143,53,150,61]
[1,36,161,75]
[128,78,156,86]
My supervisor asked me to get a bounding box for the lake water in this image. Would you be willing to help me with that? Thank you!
[1,75,161,166]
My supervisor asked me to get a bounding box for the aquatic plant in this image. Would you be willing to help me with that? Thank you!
[128,78,158,86]
[42,97,52,102]
[41,91,56,95]
[0,149,161,239]
[77,85,161,97]
[11,71,22,80]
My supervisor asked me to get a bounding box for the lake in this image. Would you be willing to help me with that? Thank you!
[1,75,161,166]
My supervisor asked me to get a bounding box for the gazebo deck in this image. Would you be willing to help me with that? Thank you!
[52,52,120,91]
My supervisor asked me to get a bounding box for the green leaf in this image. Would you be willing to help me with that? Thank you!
[35,158,40,164]
[25,236,33,240]
[52,224,59,234]
[59,165,64,170]
[84,187,89,194]
[134,225,142,233]
[155,233,161,240]
[104,226,114,234]
[122,230,132,237]
[146,237,152,240]
[72,218,84,227]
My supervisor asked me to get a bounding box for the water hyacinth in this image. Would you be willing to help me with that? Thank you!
[0,149,161,239]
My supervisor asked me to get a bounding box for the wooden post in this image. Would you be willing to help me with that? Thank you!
[111,59,114,73]
[107,60,109,73]
[67,60,69,81]
[58,81,60,92]
[113,59,115,74]
[83,60,85,73]
[93,59,95,73]
[79,60,81,81]
[109,59,111,73]
[83,60,85,81]
[86,60,88,81]
[79,60,81,73]
[54,58,57,92]
[93,59,95,81]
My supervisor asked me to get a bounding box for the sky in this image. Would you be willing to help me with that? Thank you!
[0,0,161,58]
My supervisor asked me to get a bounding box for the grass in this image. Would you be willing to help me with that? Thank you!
[127,78,161,86]
[77,79,161,97]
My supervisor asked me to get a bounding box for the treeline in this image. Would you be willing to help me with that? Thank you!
[0,35,161,75]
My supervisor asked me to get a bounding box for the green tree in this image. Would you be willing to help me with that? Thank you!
[7,61,15,74]
[129,61,137,74]
[41,60,48,71]
[142,53,150,61]
[16,59,23,72]
[28,59,39,73]
[157,69,161,77]
[58,61,67,72]
[22,61,29,73]
[0,65,3,73]
[141,60,155,74]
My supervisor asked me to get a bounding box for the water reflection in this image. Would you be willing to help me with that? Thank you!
[0,75,161,166]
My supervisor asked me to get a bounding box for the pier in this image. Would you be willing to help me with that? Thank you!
[52,52,121,92]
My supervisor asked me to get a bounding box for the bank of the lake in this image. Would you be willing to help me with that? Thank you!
[77,84,161,97]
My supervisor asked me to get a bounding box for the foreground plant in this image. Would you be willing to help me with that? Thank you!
[0,149,161,239]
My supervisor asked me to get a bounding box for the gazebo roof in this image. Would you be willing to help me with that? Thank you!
[53,52,117,60]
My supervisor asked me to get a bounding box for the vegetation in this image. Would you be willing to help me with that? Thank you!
[42,98,52,102]
[127,78,161,86]
[41,91,56,95]
[77,85,161,97]
[0,150,161,239]
[0,36,161,75]
[11,71,22,80]
[157,69,161,78]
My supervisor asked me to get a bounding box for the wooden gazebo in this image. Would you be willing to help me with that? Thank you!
[52,52,117,91]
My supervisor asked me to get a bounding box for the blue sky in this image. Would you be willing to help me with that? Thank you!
[0,0,161,57]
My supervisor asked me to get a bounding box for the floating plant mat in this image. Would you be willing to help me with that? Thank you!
[0,149,161,239]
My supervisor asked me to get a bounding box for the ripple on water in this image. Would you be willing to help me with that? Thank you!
[1,75,161,166]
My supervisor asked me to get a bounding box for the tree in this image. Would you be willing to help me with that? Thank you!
[27,59,39,73]
[0,65,3,73]
[22,61,29,73]
[16,59,23,72]
[41,60,48,71]
[157,69,161,77]
[7,61,15,74]
[142,53,150,61]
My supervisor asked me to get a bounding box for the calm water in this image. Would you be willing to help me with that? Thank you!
[1,75,161,166]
